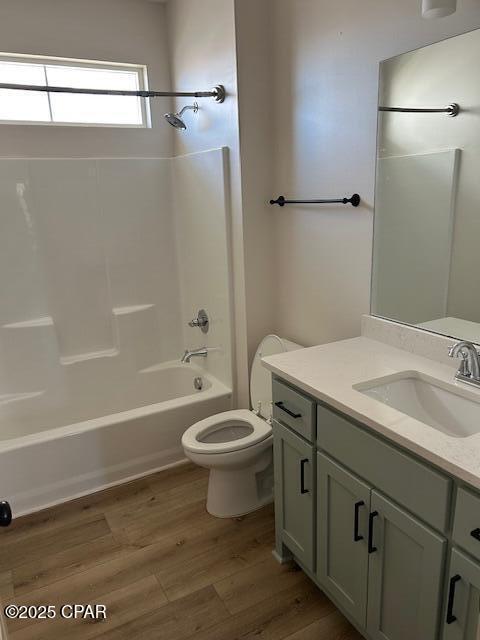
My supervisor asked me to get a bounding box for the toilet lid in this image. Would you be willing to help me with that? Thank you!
[250,334,288,420]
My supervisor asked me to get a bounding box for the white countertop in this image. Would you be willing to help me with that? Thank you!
[262,336,480,490]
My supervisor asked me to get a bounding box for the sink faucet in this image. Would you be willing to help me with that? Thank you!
[448,341,480,387]
[181,347,209,364]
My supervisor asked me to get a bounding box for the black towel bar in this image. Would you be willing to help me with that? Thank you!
[270,194,360,207]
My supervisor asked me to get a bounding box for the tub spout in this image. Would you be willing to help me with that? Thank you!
[181,347,209,364]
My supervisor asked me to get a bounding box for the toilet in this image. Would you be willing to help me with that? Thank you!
[182,334,302,518]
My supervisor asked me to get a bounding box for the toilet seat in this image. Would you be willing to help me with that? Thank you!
[181,409,271,455]
[182,335,302,459]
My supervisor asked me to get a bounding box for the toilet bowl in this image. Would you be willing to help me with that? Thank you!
[182,334,302,518]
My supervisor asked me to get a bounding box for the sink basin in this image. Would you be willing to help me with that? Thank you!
[354,371,480,438]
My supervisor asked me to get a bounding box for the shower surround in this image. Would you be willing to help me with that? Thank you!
[0,147,233,514]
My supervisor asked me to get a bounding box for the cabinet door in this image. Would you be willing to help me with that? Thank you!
[367,491,446,640]
[316,452,371,627]
[443,549,480,640]
[273,420,314,569]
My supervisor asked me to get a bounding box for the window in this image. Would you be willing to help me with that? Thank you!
[0,53,150,127]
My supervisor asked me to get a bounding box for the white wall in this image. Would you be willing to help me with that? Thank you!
[0,0,173,158]
[268,0,480,348]
[166,0,250,405]
[172,148,233,388]
[234,0,276,364]
[5,0,479,410]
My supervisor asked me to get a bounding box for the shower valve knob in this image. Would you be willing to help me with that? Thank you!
[0,501,12,527]
[188,309,209,333]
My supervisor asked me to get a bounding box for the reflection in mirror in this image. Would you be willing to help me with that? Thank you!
[372,29,480,344]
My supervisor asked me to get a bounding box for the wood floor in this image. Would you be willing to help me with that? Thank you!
[0,463,362,640]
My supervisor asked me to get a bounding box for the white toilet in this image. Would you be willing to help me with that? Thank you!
[182,334,301,518]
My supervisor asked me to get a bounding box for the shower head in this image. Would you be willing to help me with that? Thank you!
[165,113,187,129]
[164,102,198,129]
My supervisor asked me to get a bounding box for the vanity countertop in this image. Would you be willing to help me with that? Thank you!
[262,336,480,490]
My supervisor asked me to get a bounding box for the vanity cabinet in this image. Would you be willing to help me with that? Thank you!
[273,419,314,570]
[442,549,480,640]
[316,452,446,638]
[316,452,370,627]
[366,491,446,640]
[317,403,452,533]
[441,487,480,640]
[452,488,480,564]
[271,376,466,640]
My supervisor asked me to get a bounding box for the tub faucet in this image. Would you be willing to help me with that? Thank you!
[181,347,209,364]
[448,340,480,387]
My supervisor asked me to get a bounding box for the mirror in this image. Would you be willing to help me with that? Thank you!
[372,29,480,344]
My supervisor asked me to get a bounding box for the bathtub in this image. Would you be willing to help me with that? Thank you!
[0,362,232,516]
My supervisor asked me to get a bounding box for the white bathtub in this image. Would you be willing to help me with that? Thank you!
[0,363,232,516]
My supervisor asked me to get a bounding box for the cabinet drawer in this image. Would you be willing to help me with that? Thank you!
[317,404,452,532]
[272,378,315,442]
[453,487,480,562]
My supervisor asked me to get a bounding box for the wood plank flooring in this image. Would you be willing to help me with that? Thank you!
[0,463,363,639]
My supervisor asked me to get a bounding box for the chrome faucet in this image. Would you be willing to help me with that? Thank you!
[181,347,209,364]
[448,341,480,387]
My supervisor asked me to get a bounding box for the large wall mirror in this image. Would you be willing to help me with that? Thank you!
[372,29,480,344]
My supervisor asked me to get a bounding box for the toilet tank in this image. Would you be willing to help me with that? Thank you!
[250,335,303,420]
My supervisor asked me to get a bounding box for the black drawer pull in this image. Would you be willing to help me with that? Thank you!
[354,501,365,542]
[300,458,309,494]
[275,401,302,419]
[446,574,461,624]
[471,528,480,541]
[0,501,12,527]
[368,511,379,553]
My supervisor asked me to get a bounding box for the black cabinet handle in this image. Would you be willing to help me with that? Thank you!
[368,511,379,553]
[0,501,12,527]
[275,401,302,419]
[446,574,461,624]
[300,459,309,494]
[354,501,365,542]
[471,528,480,541]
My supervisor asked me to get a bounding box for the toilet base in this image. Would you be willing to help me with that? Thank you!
[205,452,273,518]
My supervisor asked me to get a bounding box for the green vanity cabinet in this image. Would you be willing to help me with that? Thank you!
[366,491,446,640]
[273,419,315,570]
[271,376,480,640]
[452,488,480,564]
[316,403,452,533]
[316,452,371,627]
[442,549,480,640]
[316,452,445,638]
